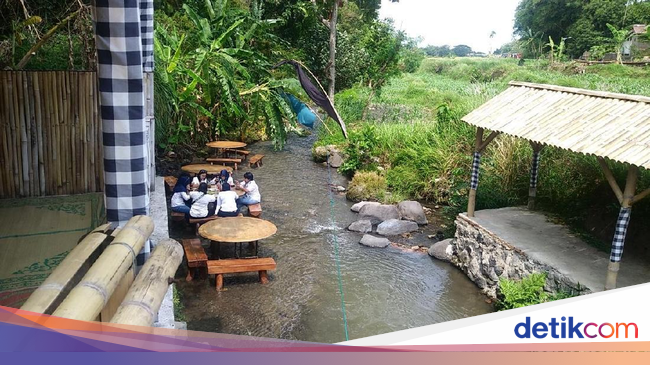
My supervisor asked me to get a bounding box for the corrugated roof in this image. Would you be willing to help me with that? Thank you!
[461,81,650,169]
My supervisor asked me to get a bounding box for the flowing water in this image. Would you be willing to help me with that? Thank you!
[171,134,492,343]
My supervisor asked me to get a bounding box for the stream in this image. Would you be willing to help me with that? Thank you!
[171,134,492,343]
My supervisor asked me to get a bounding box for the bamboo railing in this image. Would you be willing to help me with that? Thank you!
[0,71,103,198]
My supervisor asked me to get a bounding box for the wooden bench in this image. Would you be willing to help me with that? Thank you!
[224,149,250,160]
[189,215,219,235]
[248,203,262,218]
[249,154,265,168]
[182,239,208,281]
[171,211,186,222]
[207,258,277,291]
[206,157,242,170]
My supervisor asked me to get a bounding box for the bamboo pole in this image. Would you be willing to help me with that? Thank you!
[33,72,46,195]
[604,165,638,291]
[7,73,18,197]
[17,72,29,196]
[63,71,71,194]
[597,157,624,204]
[10,72,21,196]
[0,74,7,197]
[52,72,62,194]
[42,72,52,194]
[44,72,54,194]
[70,72,78,194]
[1,73,13,197]
[467,127,484,217]
[21,224,113,314]
[110,239,183,326]
[527,142,544,210]
[51,216,154,321]
[27,73,39,196]
[81,73,89,192]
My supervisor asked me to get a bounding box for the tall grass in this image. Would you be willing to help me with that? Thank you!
[319,57,650,242]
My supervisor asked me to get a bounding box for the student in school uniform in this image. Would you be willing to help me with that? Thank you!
[170,176,192,214]
[215,183,239,217]
[191,169,211,187]
[236,172,261,210]
[216,169,234,190]
[189,183,217,218]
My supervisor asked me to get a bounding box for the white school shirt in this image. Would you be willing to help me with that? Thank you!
[192,176,215,186]
[171,192,191,208]
[216,191,239,213]
[189,193,216,218]
[239,180,261,202]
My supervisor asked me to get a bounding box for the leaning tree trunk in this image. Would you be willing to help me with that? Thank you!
[327,1,339,100]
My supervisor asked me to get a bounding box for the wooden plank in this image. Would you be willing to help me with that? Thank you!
[206,157,242,163]
[182,239,207,265]
[207,258,276,274]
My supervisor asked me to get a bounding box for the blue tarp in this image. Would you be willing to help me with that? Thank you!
[284,93,317,128]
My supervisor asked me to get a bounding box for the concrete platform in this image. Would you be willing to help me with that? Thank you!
[471,207,650,292]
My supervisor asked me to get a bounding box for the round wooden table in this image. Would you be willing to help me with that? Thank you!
[206,141,247,149]
[199,217,277,258]
[181,164,233,175]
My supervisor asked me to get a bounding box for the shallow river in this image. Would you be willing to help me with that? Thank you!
[171,134,492,343]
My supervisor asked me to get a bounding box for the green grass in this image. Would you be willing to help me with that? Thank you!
[318,57,650,246]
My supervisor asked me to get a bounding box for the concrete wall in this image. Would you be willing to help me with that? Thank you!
[450,214,590,299]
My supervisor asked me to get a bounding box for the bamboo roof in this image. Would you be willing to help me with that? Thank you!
[461,81,650,169]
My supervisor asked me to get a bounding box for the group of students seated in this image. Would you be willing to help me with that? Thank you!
[171,169,261,219]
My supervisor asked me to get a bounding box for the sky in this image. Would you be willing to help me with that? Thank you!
[379,0,522,53]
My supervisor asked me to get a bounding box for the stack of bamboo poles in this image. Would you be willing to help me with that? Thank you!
[0,70,103,198]
[21,216,184,327]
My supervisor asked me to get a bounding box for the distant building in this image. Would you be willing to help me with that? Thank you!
[623,24,648,56]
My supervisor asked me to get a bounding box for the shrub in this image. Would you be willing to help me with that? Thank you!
[495,273,577,311]
[339,124,379,177]
[346,171,387,202]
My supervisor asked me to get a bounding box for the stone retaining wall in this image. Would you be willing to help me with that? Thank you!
[451,213,590,299]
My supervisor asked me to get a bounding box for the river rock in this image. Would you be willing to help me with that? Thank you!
[351,201,380,213]
[348,220,372,233]
[428,238,453,262]
[328,152,344,168]
[359,204,401,224]
[359,235,390,248]
[313,145,340,163]
[376,219,419,236]
[398,201,428,225]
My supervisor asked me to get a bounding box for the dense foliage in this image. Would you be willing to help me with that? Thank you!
[495,273,576,311]
[514,0,650,59]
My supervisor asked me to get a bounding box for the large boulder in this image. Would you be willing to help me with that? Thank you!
[359,204,400,224]
[428,238,453,262]
[350,201,380,213]
[376,219,419,236]
[398,201,428,225]
[359,235,390,248]
[348,220,372,233]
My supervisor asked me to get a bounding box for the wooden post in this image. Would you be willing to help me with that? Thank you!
[51,216,153,321]
[604,165,638,291]
[467,128,483,217]
[110,239,183,326]
[528,142,543,210]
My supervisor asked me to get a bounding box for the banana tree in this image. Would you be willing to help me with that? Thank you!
[606,23,630,65]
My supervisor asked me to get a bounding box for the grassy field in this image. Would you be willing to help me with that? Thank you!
[318,57,650,247]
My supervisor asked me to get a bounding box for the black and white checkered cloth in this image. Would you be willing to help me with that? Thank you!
[470,152,481,190]
[530,150,540,189]
[94,0,154,265]
[610,207,631,262]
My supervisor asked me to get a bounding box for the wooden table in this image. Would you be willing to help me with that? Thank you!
[198,217,277,259]
[206,141,247,158]
[207,187,245,197]
[181,163,233,175]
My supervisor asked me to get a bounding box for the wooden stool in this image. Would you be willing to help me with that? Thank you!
[206,157,242,170]
[248,203,262,218]
[249,154,265,168]
[207,258,277,291]
[182,239,208,281]
[171,211,185,222]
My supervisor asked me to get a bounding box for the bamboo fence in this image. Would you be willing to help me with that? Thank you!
[0,71,103,198]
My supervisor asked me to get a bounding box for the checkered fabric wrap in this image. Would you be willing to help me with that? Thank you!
[530,150,540,189]
[94,0,150,265]
[140,0,154,72]
[610,207,631,262]
[470,152,481,190]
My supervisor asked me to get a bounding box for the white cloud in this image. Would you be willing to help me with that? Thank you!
[379,0,521,53]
